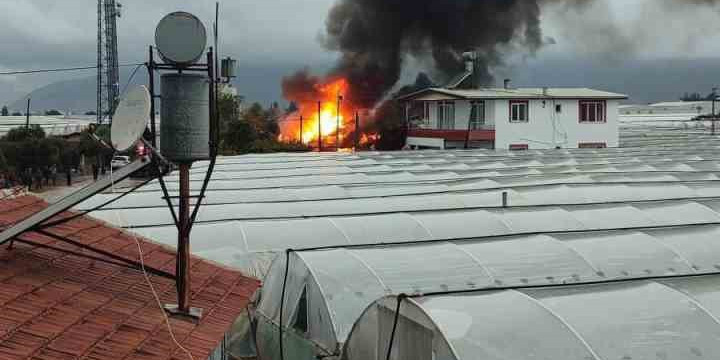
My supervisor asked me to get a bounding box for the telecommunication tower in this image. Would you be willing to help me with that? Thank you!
[97,0,122,124]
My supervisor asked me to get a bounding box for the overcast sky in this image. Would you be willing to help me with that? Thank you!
[1,0,720,105]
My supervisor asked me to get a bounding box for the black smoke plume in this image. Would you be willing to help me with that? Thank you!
[321,0,565,107]
[284,0,720,109]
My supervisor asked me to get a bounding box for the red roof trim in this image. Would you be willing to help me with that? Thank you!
[408,129,495,141]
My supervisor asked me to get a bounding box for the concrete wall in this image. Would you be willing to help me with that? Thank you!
[493,99,619,150]
[414,98,619,150]
[407,136,445,149]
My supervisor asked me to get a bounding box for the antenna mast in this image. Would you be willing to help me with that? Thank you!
[97,0,121,124]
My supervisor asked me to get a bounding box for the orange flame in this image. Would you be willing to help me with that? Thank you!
[279,77,362,149]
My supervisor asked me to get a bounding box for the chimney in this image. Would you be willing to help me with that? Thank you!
[504,79,511,89]
[464,56,474,73]
[462,51,478,89]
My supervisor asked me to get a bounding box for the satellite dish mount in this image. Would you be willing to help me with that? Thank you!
[147,11,220,320]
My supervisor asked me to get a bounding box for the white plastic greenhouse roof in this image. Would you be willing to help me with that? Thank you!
[259,224,720,343]
[77,137,720,275]
[0,116,93,137]
[117,198,720,274]
[405,274,720,360]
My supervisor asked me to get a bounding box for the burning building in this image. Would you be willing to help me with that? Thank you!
[276,0,720,151]
[277,0,563,151]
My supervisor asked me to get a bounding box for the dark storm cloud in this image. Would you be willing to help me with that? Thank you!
[0,0,335,104]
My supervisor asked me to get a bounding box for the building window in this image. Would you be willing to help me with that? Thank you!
[469,101,485,130]
[510,100,529,122]
[579,100,606,123]
[437,101,455,129]
[579,142,607,149]
[509,144,529,151]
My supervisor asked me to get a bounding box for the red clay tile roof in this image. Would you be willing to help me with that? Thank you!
[0,195,260,360]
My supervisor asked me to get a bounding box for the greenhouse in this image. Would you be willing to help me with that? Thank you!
[253,224,720,359]
[70,130,720,360]
[75,141,720,277]
[93,197,720,276]
[343,275,720,360]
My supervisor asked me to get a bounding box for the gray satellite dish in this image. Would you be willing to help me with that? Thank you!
[111,85,151,151]
[155,12,207,65]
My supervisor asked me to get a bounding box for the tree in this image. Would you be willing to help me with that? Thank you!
[3,125,45,142]
[217,95,308,154]
[222,118,258,153]
[44,109,62,116]
[371,100,407,150]
[0,147,7,172]
[286,101,299,113]
[1,106,8,116]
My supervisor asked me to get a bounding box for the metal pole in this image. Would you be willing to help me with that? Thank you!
[25,98,30,129]
[713,89,717,136]
[208,48,217,158]
[336,95,342,150]
[317,101,322,152]
[97,0,103,125]
[300,115,303,143]
[148,46,157,147]
[464,104,473,149]
[177,163,191,313]
[354,111,360,150]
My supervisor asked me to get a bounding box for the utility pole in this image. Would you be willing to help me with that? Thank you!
[25,98,30,129]
[336,94,342,150]
[299,115,303,144]
[317,101,322,152]
[713,87,718,135]
[354,111,360,150]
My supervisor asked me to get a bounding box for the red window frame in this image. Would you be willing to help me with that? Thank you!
[579,100,607,123]
[509,100,530,123]
[578,142,607,149]
[509,144,529,151]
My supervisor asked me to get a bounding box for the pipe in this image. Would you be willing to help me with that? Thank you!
[25,98,30,128]
[317,101,323,152]
[354,112,360,150]
[148,46,157,147]
[177,163,191,313]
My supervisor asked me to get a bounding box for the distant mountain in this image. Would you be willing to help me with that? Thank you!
[9,76,98,114]
[8,61,332,114]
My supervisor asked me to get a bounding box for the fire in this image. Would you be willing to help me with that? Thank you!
[279,77,367,150]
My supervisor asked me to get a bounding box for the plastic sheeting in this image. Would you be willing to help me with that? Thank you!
[344,275,720,360]
[255,224,720,356]
[76,172,720,210]
[118,199,720,278]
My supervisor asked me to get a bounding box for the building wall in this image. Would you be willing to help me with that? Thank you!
[493,99,619,150]
[414,98,619,150]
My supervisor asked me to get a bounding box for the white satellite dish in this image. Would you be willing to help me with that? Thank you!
[155,12,207,65]
[111,85,151,151]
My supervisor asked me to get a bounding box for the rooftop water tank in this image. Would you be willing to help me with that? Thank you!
[160,73,210,163]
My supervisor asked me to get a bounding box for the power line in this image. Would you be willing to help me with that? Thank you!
[0,63,143,76]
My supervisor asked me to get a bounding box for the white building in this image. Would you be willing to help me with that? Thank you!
[399,87,627,150]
